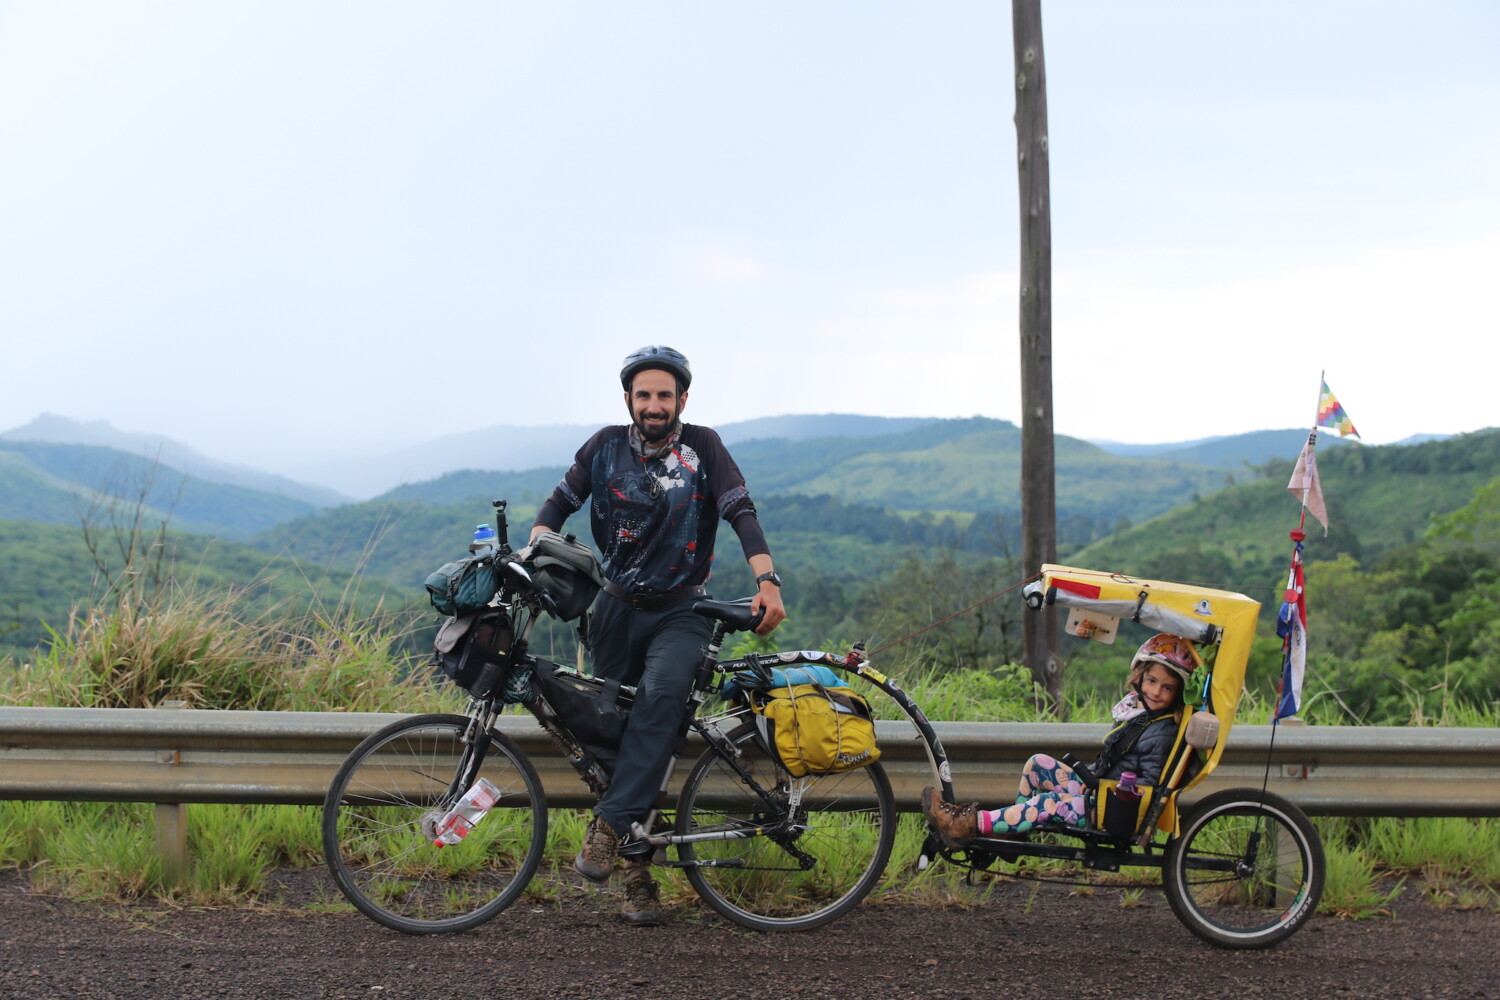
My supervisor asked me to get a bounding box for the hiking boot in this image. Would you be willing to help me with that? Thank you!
[574,815,620,883]
[620,856,662,926]
[921,786,980,848]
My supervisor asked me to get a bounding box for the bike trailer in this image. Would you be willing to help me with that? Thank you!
[1024,565,1262,837]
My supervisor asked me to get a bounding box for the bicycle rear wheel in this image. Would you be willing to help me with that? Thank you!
[676,723,895,931]
[1162,788,1324,949]
[323,713,546,934]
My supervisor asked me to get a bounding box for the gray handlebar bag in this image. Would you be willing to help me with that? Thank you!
[525,531,606,621]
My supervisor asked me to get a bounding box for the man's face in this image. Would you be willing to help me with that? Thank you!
[626,368,687,444]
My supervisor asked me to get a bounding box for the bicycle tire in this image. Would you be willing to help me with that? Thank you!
[322,713,547,934]
[676,723,895,931]
[1162,787,1325,949]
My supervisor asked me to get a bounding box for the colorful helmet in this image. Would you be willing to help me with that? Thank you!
[1131,633,1201,684]
[620,345,692,391]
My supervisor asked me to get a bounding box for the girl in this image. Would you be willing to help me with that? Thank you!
[921,633,1198,847]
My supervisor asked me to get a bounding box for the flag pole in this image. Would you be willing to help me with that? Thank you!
[1274,374,1357,724]
[1273,373,1324,724]
[1295,369,1323,528]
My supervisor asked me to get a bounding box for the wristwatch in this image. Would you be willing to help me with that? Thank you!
[755,571,783,588]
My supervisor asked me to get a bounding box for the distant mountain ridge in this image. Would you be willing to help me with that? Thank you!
[0,440,321,540]
[3,411,1451,519]
[1089,429,1453,468]
[278,414,953,497]
[7,413,1495,662]
[2,414,350,507]
[371,415,1227,525]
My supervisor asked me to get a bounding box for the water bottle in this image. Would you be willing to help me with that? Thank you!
[469,523,498,560]
[431,777,501,847]
[1114,771,1141,802]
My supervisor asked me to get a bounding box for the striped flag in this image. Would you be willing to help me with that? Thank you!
[1316,380,1360,439]
[1274,532,1309,721]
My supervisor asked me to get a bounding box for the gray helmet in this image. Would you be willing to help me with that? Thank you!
[620,345,692,391]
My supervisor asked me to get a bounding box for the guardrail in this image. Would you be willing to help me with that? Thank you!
[4,706,1498,876]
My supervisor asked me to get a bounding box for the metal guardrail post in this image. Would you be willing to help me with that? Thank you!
[154,701,189,885]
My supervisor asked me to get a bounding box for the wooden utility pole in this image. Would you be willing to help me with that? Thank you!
[1012,0,1060,712]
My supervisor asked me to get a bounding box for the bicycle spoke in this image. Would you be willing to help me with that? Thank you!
[323,715,547,934]
[677,724,894,931]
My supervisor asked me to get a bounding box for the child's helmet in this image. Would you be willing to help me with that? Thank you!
[1131,633,1201,684]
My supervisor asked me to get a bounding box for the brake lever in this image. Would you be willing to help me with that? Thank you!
[498,556,563,617]
[741,651,775,686]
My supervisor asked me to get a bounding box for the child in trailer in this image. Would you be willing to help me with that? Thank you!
[921,633,1199,847]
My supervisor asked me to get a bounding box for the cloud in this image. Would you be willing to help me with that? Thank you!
[1052,241,1500,444]
[681,247,774,285]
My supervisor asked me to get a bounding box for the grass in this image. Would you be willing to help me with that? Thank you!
[2,582,430,714]
[1317,815,1500,917]
[1316,836,1404,919]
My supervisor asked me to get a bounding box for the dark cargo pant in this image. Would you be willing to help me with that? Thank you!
[586,589,712,850]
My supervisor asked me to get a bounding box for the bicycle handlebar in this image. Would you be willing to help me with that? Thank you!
[498,554,563,619]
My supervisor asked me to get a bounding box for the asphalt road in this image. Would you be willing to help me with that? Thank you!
[2,870,1496,1000]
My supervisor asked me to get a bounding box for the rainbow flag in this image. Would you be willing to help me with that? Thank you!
[1316,380,1360,438]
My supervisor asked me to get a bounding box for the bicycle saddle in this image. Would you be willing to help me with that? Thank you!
[691,597,764,633]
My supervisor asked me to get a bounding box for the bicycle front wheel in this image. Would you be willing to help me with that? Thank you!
[1162,788,1325,949]
[322,713,547,934]
[676,723,895,931]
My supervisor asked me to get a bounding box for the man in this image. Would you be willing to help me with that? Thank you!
[529,345,785,925]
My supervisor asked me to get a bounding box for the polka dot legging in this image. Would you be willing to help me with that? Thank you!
[977,753,1090,835]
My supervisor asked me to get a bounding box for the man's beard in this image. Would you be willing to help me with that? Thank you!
[633,409,680,446]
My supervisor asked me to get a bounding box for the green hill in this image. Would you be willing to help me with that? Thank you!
[0,441,319,539]
[1093,428,1355,469]
[374,418,1233,533]
[0,518,409,661]
[1,413,349,506]
[748,420,1228,524]
[1069,428,1500,593]
[379,468,565,508]
[7,423,1499,718]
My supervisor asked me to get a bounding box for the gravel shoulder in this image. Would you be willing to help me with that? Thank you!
[2,868,1496,1000]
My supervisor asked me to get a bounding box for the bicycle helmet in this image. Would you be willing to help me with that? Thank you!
[620,345,692,391]
[1131,633,1201,685]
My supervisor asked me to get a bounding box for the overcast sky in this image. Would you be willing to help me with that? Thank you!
[2,1,1496,483]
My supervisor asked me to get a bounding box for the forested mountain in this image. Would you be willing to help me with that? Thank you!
[245,414,948,498]
[1090,428,1356,469]
[4,420,1498,717]
[1,414,348,507]
[0,518,405,660]
[1071,428,1500,594]
[375,418,1231,530]
[256,417,1237,612]
[0,441,320,539]
[729,418,1227,525]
